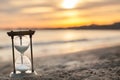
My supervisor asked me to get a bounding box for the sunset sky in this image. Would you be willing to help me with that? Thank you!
[0,0,120,29]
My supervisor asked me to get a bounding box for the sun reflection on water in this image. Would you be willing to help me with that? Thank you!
[63,31,76,41]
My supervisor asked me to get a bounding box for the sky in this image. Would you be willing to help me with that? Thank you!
[0,0,120,29]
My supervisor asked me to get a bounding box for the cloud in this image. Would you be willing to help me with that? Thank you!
[0,0,120,28]
[10,0,46,6]
[19,7,55,16]
[0,0,56,14]
[56,0,120,11]
[1,0,119,15]
[79,0,120,9]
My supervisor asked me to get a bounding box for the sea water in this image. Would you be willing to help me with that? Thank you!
[0,30,120,61]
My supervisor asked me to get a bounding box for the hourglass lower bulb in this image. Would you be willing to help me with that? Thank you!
[15,55,31,72]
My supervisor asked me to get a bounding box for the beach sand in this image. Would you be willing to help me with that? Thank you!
[0,46,120,80]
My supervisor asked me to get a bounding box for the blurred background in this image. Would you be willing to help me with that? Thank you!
[0,0,120,62]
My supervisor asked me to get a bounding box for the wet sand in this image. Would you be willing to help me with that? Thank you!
[0,46,120,80]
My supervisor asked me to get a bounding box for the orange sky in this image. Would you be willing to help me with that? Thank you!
[0,0,120,29]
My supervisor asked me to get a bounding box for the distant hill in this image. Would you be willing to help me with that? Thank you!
[38,22,120,30]
[68,22,120,30]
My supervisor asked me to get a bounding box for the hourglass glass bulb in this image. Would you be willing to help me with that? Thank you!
[15,55,31,72]
[14,36,29,54]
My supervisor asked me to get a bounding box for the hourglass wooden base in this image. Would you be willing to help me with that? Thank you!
[10,71,37,78]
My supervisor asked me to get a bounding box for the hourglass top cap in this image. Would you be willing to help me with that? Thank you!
[7,30,35,37]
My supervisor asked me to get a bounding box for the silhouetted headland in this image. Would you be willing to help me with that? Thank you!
[38,22,120,30]
[69,22,120,30]
[40,22,120,30]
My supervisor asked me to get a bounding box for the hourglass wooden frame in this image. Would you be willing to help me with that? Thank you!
[7,30,35,77]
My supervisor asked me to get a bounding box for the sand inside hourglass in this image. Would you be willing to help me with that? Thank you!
[15,56,31,72]
[14,36,29,54]
[15,45,29,54]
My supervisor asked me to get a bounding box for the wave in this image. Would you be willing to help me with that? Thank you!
[0,39,88,49]
[0,36,120,49]
[33,39,88,46]
[33,36,120,46]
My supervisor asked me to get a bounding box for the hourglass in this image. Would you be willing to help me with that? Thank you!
[7,30,37,78]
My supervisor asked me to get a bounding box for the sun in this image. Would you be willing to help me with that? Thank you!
[61,0,80,9]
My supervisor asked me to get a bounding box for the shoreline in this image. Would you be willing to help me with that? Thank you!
[0,45,120,80]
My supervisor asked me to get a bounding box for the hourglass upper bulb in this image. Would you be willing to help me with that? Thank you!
[14,36,29,54]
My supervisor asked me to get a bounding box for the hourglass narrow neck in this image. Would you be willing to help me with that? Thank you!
[20,36,22,46]
[21,54,24,64]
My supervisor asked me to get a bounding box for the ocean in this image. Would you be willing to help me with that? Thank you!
[0,30,120,61]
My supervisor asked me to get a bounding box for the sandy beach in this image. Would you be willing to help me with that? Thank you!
[0,45,120,80]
